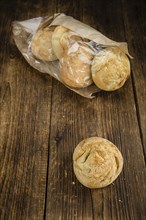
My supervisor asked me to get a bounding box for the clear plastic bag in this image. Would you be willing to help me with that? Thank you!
[12,13,131,98]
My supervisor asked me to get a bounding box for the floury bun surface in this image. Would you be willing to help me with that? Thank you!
[31,27,57,62]
[60,42,94,88]
[73,137,123,188]
[91,47,130,91]
[52,25,82,59]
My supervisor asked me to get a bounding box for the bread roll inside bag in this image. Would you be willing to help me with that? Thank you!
[12,13,132,98]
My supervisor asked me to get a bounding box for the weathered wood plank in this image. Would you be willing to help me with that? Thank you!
[121,0,146,160]
[45,0,146,220]
[0,0,55,219]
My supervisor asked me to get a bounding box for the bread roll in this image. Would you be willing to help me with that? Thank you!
[73,137,123,188]
[31,27,57,61]
[91,47,130,91]
[60,42,94,88]
[52,25,82,59]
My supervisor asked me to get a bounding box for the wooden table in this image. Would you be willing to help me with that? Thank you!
[0,0,145,219]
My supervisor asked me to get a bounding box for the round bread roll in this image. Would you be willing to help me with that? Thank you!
[31,27,57,61]
[60,42,94,88]
[73,137,123,188]
[91,47,130,91]
[52,25,82,59]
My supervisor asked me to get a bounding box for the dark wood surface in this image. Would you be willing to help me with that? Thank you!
[0,0,145,219]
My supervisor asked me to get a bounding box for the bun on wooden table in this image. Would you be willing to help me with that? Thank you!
[73,137,123,188]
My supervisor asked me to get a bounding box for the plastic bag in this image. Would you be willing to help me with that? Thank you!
[12,13,131,98]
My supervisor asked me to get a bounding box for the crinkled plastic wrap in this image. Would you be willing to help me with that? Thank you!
[12,13,131,98]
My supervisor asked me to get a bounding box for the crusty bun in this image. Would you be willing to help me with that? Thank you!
[52,25,82,59]
[60,42,94,88]
[31,27,57,61]
[91,47,130,91]
[73,137,123,188]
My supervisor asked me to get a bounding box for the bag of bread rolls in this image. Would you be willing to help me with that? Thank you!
[12,13,132,98]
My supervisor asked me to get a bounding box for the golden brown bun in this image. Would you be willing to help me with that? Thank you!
[73,137,123,188]
[52,25,82,59]
[60,42,94,88]
[31,27,57,61]
[51,26,69,59]
[91,47,130,91]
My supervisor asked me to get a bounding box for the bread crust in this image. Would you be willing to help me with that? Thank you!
[91,47,130,91]
[73,137,123,188]
[60,42,94,88]
[31,27,57,61]
[52,25,82,59]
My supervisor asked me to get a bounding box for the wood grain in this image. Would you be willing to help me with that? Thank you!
[121,0,146,160]
[0,0,146,220]
[0,0,55,219]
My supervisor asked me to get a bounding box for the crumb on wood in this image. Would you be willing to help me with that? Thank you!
[118,199,123,203]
